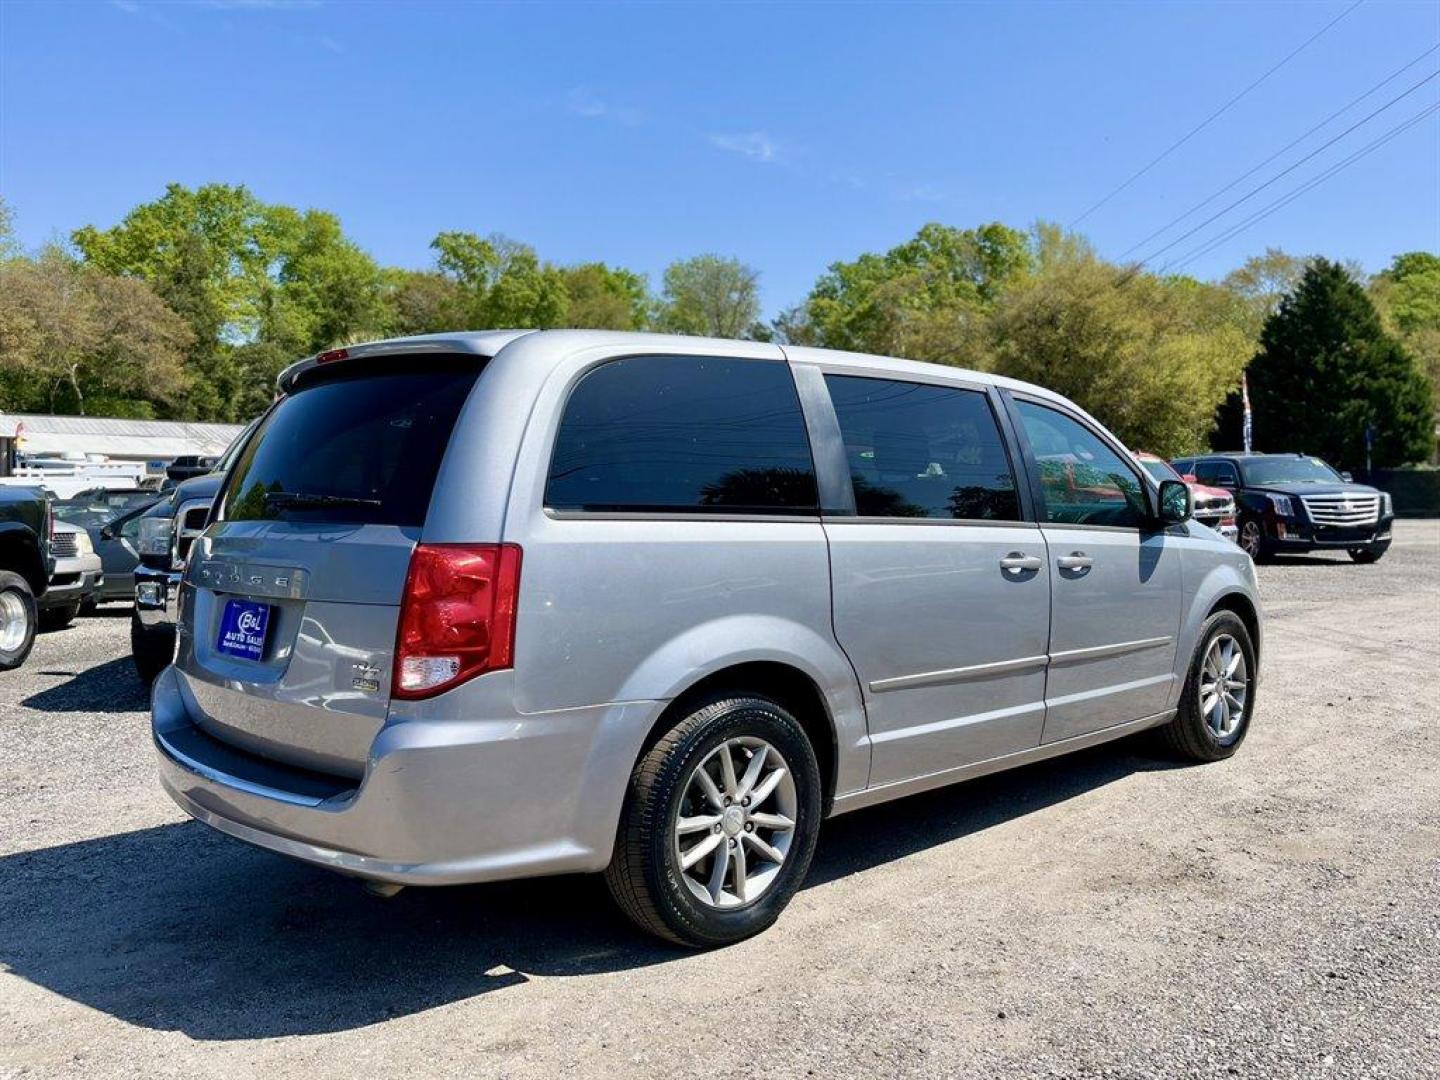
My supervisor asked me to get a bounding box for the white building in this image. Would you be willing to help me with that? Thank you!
[0,412,244,468]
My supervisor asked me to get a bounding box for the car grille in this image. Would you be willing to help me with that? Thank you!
[1301,493,1379,526]
[51,532,78,558]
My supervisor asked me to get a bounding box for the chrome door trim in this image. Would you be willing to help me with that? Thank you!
[830,708,1177,816]
[868,653,1050,694]
[1048,635,1173,666]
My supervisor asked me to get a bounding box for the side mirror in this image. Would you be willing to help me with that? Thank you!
[99,526,114,541]
[1157,479,1192,525]
[1340,471,1353,482]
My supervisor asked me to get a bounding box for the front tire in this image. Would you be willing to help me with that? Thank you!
[0,572,38,671]
[1160,611,1257,762]
[1348,546,1384,564]
[1238,518,1269,563]
[130,612,174,683]
[605,694,822,948]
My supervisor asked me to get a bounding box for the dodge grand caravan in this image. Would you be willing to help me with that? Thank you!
[153,330,1262,947]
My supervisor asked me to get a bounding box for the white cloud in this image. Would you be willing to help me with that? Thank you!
[566,87,643,127]
[708,131,780,163]
[109,0,140,13]
[891,180,947,203]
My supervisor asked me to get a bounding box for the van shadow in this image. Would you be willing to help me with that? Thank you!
[21,657,148,713]
[0,738,1174,1041]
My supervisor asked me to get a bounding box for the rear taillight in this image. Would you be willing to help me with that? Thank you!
[393,544,521,700]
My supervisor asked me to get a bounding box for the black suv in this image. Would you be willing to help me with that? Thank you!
[0,485,53,669]
[1171,452,1394,563]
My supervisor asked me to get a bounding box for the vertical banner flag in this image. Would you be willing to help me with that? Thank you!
[1241,372,1253,454]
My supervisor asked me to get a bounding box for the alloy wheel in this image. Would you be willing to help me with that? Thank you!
[0,591,29,652]
[673,736,797,909]
[1240,521,1262,558]
[1199,633,1248,740]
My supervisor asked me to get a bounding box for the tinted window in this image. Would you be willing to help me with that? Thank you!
[546,356,818,514]
[1014,401,1146,528]
[825,376,1019,520]
[1241,455,1342,485]
[1139,457,1180,483]
[219,358,480,527]
[1194,461,1239,487]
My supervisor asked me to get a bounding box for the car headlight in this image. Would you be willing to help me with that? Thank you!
[138,516,174,557]
[1267,494,1294,517]
[74,530,94,556]
[1379,491,1392,515]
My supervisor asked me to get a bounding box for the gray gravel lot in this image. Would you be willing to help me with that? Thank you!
[2,521,1437,1079]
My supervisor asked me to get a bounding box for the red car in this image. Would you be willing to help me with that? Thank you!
[1134,452,1239,542]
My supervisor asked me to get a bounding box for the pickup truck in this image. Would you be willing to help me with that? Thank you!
[0,485,53,670]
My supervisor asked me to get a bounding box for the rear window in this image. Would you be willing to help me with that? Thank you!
[218,358,480,527]
[546,355,818,514]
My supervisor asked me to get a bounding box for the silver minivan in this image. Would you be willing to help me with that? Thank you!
[153,330,1261,946]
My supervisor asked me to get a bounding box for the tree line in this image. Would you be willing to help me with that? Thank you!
[0,183,1434,468]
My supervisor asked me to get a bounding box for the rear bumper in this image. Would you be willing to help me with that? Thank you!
[151,665,656,886]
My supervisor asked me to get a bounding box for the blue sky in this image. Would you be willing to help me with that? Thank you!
[2,1,1437,316]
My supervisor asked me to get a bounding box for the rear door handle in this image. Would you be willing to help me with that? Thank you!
[1056,552,1094,571]
[999,552,1043,574]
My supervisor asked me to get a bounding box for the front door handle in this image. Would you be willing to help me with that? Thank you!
[999,552,1043,574]
[1056,552,1094,571]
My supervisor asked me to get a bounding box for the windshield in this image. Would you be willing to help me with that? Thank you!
[1242,456,1343,485]
[218,356,481,527]
[55,491,158,527]
[1138,457,1180,483]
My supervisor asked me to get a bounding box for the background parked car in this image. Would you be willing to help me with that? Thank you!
[0,485,51,670]
[53,489,160,607]
[37,520,101,631]
[1171,452,1394,563]
[1134,452,1238,542]
[131,419,260,681]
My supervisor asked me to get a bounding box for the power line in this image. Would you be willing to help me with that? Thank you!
[1119,41,1440,259]
[1160,102,1440,275]
[1069,0,1364,228]
[1131,68,1439,269]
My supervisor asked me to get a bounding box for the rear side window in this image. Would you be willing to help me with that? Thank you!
[219,358,480,527]
[546,355,818,514]
[824,375,1020,520]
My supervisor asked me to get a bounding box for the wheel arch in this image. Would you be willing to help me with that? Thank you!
[0,524,47,597]
[637,660,847,815]
[1207,590,1262,663]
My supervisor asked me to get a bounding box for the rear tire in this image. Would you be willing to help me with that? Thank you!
[130,612,174,683]
[38,602,80,632]
[1160,611,1257,763]
[605,694,822,948]
[0,572,38,671]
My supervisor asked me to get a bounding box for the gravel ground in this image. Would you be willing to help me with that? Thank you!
[2,521,1437,1080]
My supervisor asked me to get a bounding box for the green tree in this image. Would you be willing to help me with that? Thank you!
[800,222,1032,363]
[654,254,760,338]
[984,247,1251,457]
[430,231,570,329]
[0,246,192,416]
[1249,259,1433,468]
[1369,251,1440,434]
[1221,248,1312,337]
[557,262,650,330]
[72,183,386,419]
